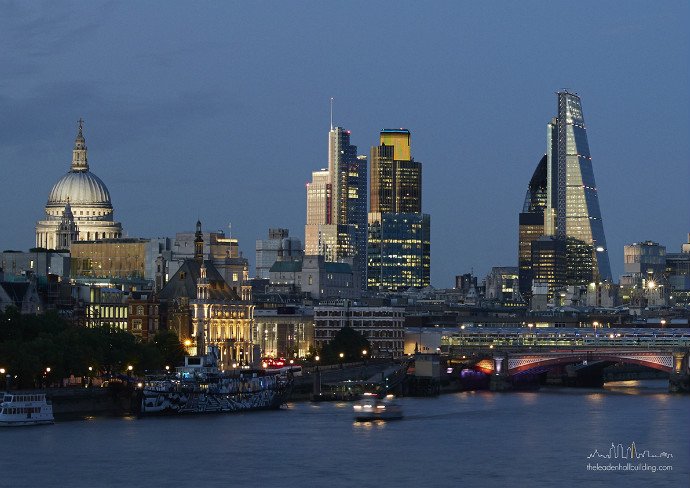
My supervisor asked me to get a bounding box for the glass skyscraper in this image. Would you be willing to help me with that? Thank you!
[368,129,430,290]
[544,91,612,283]
[305,127,367,290]
[329,127,367,290]
[367,212,430,290]
[518,155,548,298]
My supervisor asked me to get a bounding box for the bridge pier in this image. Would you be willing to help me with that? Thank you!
[489,355,512,392]
[669,351,690,393]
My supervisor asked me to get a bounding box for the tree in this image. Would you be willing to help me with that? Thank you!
[320,326,370,364]
[152,330,186,368]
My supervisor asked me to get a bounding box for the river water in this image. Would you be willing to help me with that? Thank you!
[0,380,687,488]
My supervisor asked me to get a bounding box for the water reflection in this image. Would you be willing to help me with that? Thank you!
[2,379,686,488]
[603,379,669,395]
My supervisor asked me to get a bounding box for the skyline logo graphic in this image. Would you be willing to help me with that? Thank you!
[587,442,673,460]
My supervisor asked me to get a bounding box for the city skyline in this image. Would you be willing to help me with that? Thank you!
[0,2,688,286]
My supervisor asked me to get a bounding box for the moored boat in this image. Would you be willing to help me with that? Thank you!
[0,391,54,426]
[138,346,293,416]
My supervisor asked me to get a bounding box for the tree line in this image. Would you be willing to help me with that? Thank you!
[0,307,186,389]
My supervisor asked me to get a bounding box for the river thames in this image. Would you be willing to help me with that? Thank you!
[0,380,686,488]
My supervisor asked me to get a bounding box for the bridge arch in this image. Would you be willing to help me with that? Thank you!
[507,352,673,376]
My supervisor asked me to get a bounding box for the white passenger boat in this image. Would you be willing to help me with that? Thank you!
[0,391,54,426]
[353,393,403,422]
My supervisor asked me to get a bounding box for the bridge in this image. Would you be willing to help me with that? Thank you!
[442,328,690,392]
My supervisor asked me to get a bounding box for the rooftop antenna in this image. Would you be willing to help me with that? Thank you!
[228,222,232,238]
[330,97,334,130]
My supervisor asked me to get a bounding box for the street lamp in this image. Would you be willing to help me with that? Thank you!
[165,365,170,373]
[127,365,133,375]
[184,339,192,348]
[527,323,534,345]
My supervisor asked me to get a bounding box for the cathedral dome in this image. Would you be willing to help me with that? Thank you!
[36,119,123,250]
[47,170,112,207]
[45,119,113,209]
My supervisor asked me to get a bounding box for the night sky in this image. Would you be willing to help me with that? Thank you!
[1,1,688,286]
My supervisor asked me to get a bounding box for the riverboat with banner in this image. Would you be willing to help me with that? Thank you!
[138,346,293,416]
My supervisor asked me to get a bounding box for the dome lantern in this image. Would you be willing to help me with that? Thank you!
[71,118,89,173]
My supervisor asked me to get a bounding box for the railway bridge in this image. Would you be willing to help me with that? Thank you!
[442,328,690,392]
[469,349,690,392]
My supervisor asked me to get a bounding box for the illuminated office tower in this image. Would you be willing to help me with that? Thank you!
[370,129,421,214]
[518,155,548,298]
[368,129,430,290]
[329,127,367,289]
[531,236,567,298]
[305,169,332,256]
[304,126,367,289]
[544,91,612,283]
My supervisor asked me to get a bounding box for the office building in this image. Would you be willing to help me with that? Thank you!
[544,91,612,282]
[255,228,303,279]
[70,238,170,288]
[0,250,70,280]
[254,307,314,359]
[368,212,430,290]
[484,267,519,302]
[314,304,405,358]
[268,254,359,300]
[304,126,367,290]
[623,241,667,283]
[518,155,548,298]
[368,129,430,290]
[530,235,566,298]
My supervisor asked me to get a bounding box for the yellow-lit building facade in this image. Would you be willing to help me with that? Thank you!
[368,129,430,291]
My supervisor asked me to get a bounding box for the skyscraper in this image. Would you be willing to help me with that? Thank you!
[518,155,548,298]
[370,129,421,214]
[329,127,367,290]
[368,129,430,290]
[304,126,367,290]
[305,169,331,255]
[544,91,612,282]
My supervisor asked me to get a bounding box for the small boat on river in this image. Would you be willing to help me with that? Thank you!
[353,393,403,422]
[0,391,54,426]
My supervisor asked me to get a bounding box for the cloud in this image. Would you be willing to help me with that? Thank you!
[0,1,107,58]
[0,80,242,149]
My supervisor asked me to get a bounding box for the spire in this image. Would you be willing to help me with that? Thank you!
[194,220,204,263]
[71,118,89,172]
[62,200,74,221]
[330,97,334,130]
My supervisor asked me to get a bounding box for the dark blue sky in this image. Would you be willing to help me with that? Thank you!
[1,1,688,286]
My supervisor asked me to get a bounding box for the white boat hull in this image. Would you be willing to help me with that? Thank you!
[0,419,54,427]
[0,391,54,426]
